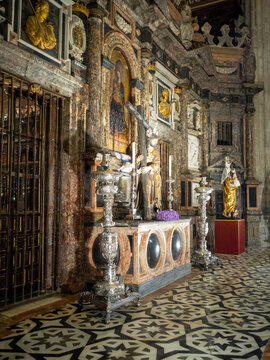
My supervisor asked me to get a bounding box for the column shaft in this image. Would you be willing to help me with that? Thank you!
[86,15,103,149]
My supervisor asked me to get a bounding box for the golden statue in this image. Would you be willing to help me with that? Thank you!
[158,89,172,119]
[25,0,56,50]
[221,160,240,218]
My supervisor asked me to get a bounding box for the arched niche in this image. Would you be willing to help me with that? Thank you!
[187,102,202,131]
[102,32,141,154]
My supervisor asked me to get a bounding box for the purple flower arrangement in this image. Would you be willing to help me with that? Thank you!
[156,210,179,221]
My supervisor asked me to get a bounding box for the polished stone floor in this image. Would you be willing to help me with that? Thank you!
[0,247,270,359]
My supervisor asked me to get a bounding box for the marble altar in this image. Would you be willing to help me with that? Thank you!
[85,219,191,296]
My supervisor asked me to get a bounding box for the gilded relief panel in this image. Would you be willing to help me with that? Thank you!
[107,50,131,153]
[21,0,59,57]
[157,82,172,125]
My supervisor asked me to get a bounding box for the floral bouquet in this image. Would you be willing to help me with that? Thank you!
[156,210,179,221]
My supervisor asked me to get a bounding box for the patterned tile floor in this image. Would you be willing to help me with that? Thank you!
[0,247,270,359]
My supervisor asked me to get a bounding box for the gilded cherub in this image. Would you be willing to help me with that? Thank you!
[158,89,172,119]
[25,0,56,50]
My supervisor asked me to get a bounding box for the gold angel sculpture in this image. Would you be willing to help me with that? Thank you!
[25,0,56,50]
[221,159,240,218]
[158,89,172,119]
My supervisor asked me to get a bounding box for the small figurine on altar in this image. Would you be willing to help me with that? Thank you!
[146,161,162,217]
[221,158,240,218]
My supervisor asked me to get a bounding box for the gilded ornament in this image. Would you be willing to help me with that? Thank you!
[148,63,156,73]
[69,15,86,62]
[158,89,172,119]
[30,83,43,95]
[73,26,83,49]
[25,0,56,50]
[72,0,90,18]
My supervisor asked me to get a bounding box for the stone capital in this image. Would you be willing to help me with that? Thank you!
[245,105,255,116]
[244,82,264,96]
[141,42,152,59]
[178,81,190,93]
[88,1,108,19]
[202,101,210,110]
[245,177,260,185]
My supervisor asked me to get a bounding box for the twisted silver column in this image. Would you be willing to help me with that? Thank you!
[193,177,219,269]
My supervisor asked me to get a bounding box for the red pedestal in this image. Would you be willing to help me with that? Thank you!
[215,220,245,255]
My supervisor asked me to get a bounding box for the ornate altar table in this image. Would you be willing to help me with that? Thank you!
[85,219,191,296]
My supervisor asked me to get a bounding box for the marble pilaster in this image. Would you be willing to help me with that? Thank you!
[201,102,209,176]
[244,0,270,243]
[245,107,256,181]
[140,43,152,122]
[180,91,189,175]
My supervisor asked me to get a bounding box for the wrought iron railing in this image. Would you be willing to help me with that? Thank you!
[0,71,63,306]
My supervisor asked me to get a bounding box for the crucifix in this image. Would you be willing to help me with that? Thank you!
[125,102,153,219]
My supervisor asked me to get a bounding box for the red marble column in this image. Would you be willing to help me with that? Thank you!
[86,5,107,150]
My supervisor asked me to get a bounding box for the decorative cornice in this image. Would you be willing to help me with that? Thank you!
[0,40,83,97]
[244,82,264,95]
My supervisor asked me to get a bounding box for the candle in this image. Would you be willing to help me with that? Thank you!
[169,155,172,177]
[132,142,136,169]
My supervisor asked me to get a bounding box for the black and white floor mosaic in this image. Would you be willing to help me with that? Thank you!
[1,247,270,359]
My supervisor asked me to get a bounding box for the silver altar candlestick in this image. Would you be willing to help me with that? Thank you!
[79,151,140,323]
[193,177,219,269]
[166,177,175,210]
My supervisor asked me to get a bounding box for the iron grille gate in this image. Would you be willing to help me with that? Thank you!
[0,71,62,307]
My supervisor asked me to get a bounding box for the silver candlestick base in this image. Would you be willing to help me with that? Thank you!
[79,151,141,323]
[166,177,175,210]
[192,177,219,270]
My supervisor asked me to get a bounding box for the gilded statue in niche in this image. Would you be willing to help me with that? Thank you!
[108,50,130,153]
[25,0,56,50]
[221,158,240,218]
[158,89,172,119]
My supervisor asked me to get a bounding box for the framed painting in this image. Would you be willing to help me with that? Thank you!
[107,50,130,153]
